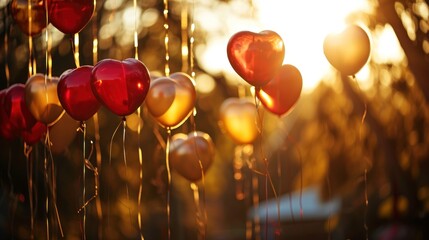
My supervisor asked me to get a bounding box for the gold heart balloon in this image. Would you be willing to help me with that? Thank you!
[170,131,215,182]
[48,112,80,154]
[323,25,371,76]
[219,98,259,145]
[145,72,196,129]
[25,74,64,125]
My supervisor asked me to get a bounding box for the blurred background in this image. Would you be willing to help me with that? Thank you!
[1,0,429,239]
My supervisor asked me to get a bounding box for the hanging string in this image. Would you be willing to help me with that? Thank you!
[133,2,145,238]
[189,114,207,240]
[252,93,281,238]
[91,2,103,237]
[122,119,133,225]
[4,6,10,84]
[163,0,170,76]
[251,169,261,240]
[180,0,188,73]
[81,122,87,239]
[27,0,34,76]
[73,34,81,68]
[24,144,35,240]
[107,120,123,229]
[165,128,172,240]
[189,0,195,79]
[133,0,138,59]
[78,141,99,213]
[44,130,51,240]
[45,129,65,238]
[351,75,369,240]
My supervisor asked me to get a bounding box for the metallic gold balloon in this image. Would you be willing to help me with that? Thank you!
[11,0,47,36]
[219,98,259,144]
[323,25,371,76]
[170,131,215,182]
[145,72,196,129]
[25,74,64,125]
[48,112,80,154]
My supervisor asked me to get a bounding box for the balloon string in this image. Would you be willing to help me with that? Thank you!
[163,0,170,76]
[78,141,99,213]
[73,34,80,68]
[46,129,64,237]
[180,0,189,73]
[92,3,99,65]
[189,0,195,78]
[44,130,50,240]
[190,114,207,239]
[107,120,122,230]
[91,113,103,238]
[251,170,261,240]
[133,0,138,59]
[24,144,35,240]
[4,6,10,85]
[253,93,280,238]
[190,183,205,240]
[82,122,87,240]
[122,119,133,226]
[137,108,145,240]
[351,75,369,240]
[165,128,172,240]
[233,146,245,200]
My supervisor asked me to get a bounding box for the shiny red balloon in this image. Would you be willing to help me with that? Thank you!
[0,89,20,140]
[256,64,302,116]
[47,0,94,34]
[58,65,100,121]
[91,58,151,116]
[4,84,38,132]
[11,0,47,36]
[227,30,285,87]
[21,122,46,145]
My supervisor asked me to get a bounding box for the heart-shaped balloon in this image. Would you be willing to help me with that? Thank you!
[21,122,46,145]
[25,74,64,125]
[4,84,38,131]
[145,72,196,129]
[11,0,47,36]
[91,58,151,116]
[219,98,259,145]
[58,65,100,121]
[48,112,79,154]
[227,30,285,87]
[47,0,94,34]
[256,64,302,116]
[170,131,215,182]
[323,25,371,76]
[0,89,20,140]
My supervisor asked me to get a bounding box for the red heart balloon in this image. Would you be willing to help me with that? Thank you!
[227,30,285,87]
[91,58,151,116]
[323,25,371,76]
[58,65,100,121]
[0,89,20,140]
[47,0,94,34]
[256,64,302,116]
[4,84,38,132]
[170,131,215,182]
[21,122,46,145]
[11,0,47,36]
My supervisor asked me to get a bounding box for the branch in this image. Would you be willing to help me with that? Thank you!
[377,0,429,103]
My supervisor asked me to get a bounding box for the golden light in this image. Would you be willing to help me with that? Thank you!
[195,0,401,93]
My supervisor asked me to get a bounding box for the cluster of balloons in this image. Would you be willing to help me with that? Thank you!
[226,30,303,118]
[1,56,215,181]
[11,0,95,36]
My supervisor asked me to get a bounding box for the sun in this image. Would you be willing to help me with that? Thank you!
[195,0,375,93]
